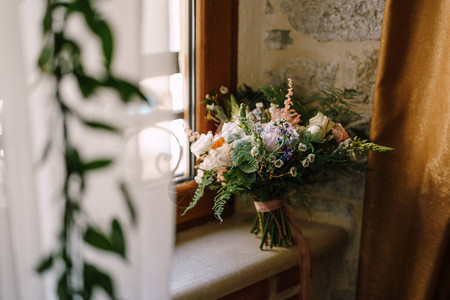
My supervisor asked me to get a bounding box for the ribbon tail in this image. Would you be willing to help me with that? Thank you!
[284,204,311,300]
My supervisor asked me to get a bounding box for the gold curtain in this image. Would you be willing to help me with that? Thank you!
[357,0,450,299]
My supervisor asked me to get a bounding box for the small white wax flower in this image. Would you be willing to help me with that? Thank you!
[274,159,284,168]
[194,168,204,184]
[250,147,258,157]
[220,85,228,94]
[339,139,351,149]
[302,159,310,168]
[290,167,297,177]
[298,143,308,152]
[206,104,215,110]
[307,153,315,163]
[255,102,264,109]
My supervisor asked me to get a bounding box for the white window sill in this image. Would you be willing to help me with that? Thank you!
[169,213,347,300]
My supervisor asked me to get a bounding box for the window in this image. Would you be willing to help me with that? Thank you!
[175,0,239,230]
[135,0,238,230]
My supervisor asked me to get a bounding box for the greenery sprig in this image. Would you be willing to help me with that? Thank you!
[36,0,146,299]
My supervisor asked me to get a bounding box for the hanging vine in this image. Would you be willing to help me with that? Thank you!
[35,0,145,299]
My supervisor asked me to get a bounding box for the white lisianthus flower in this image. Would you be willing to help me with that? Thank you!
[302,159,310,168]
[250,146,258,157]
[194,169,205,184]
[306,112,335,140]
[274,159,284,168]
[190,131,213,158]
[307,153,315,163]
[298,143,308,152]
[290,167,297,177]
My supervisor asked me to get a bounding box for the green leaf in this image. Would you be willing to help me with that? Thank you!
[111,219,126,258]
[38,44,54,71]
[84,227,113,253]
[75,73,101,98]
[82,120,120,133]
[42,6,52,33]
[83,222,126,258]
[83,158,113,171]
[119,182,137,226]
[35,255,54,274]
[66,147,84,175]
[57,273,69,300]
[95,20,114,70]
[83,263,115,299]
[105,76,146,102]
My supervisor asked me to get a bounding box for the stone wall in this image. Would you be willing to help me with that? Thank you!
[238,0,385,299]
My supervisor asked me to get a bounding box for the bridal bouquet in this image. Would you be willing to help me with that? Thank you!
[183,79,392,250]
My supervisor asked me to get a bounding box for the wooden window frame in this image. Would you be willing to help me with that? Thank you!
[176,0,239,231]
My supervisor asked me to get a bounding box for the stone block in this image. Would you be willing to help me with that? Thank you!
[275,58,338,98]
[342,49,380,104]
[265,0,275,14]
[280,0,385,41]
[264,29,293,50]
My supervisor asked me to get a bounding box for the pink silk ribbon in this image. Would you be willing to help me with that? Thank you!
[253,200,311,300]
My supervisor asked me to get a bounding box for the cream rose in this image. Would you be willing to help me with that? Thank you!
[190,131,213,158]
[306,112,335,140]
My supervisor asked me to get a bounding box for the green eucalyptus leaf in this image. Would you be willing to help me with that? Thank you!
[238,161,257,174]
[111,219,126,258]
[82,120,120,133]
[83,158,113,171]
[119,182,137,226]
[230,139,253,166]
[237,168,256,185]
[36,254,54,274]
[83,263,115,299]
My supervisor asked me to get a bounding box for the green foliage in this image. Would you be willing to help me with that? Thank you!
[315,88,361,123]
[213,182,244,222]
[37,0,146,299]
[181,174,215,216]
[83,263,115,299]
[351,137,394,154]
[230,139,256,173]
[119,182,137,226]
[83,219,126,258]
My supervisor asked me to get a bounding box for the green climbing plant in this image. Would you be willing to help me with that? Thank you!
[35,0,146,299]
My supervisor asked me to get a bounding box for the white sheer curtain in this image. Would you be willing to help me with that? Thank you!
[0,0,175,299]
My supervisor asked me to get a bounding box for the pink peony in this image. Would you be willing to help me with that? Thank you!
[260,121,298,152]
[331,123,350,144]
